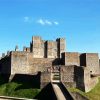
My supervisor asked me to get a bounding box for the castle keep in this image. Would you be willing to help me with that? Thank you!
[0,36,100,92]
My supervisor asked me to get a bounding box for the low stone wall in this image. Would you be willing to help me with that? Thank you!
[60,65,76,88]
[74,66,99,92]
[84,67,99,92]
[80,53,100,74]
[40,72,51,89]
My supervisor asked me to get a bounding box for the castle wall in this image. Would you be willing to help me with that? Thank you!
[32,36,44,58]
[60,65,98,92]
[56,38,66,58]
[40,72,51,89]
[60,65,76,88]
[30,36,66,59]
[11,52,29,74]
[84,67,98,92]
[47,41,57,58]
[62,52,80,66]
[80,53,100,74]
[74,66,85,91]
[74,66,99,92]
[23,47,30,52]
[11,51,54,75]
[0,55,11,74]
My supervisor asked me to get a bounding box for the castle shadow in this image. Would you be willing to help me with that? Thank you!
[52,58,61,65]
[74,66,85,91]
[34,83,57,100]
[0,74,10,85]
[11,72,41,90]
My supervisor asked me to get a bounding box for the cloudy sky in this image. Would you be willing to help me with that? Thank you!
[0,0,100,55]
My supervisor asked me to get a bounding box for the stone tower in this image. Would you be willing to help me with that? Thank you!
[30,36,66,58]
[31,36,44,58]
[56,38,66,58]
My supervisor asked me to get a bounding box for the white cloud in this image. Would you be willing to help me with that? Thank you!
[24,17,59,26]
[54,21,59,25]
[45,20,52,25]
[37,18,59,26]
[37,19,45,25]
[24,16,33,23]
[24,16,29,22]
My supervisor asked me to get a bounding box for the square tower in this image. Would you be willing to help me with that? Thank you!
[31,36,44,58]
[56,38,66,58]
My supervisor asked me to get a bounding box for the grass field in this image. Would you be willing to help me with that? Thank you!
[68,78,100,100]
[0,82,40,99]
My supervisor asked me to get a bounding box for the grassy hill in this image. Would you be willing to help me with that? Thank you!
[68,78,100,100]
[0,82,40,99]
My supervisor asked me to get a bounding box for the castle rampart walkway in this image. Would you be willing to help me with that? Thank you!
[52,82,74,100]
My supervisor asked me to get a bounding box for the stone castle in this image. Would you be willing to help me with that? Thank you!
[0,36,100,92]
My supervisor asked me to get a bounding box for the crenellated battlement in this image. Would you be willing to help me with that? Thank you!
[28,36,66,58]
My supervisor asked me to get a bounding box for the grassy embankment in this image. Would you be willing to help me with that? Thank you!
[68,78,100,100]
[0,75,40,99]
[0,82,40,99]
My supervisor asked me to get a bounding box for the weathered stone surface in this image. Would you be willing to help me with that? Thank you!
[30,36,66,58]
[84,67,99,92]
[40,72,51,89]
[11,51,54,74]
[62,52,80,66]
[56,38,66,58]
[80,53,100,74]
[60,65,76,88]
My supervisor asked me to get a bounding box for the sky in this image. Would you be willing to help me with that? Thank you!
[0,0,100,56]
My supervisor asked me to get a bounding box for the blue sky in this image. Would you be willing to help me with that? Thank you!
[0,0,100,56]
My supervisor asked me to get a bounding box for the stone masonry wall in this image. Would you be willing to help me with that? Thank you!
[62,52,80,66]
[80,53,100,74]
[74,66,85,91]
[60,65,76,88]
[47,41,57,58]
[30,36,66,58]
[11,51,54,75]
[84,67,99,92]
[32,36,44,58]
[56,38,66,58]
[40,72,51,89]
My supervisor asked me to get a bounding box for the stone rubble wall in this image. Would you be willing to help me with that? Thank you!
[84,67,99,92]
[40,72,51,89]
[11,51,54,75]
[60,65,99,92]
[61,52,80,66]
[80,53,100,74]
[60,65,76,88]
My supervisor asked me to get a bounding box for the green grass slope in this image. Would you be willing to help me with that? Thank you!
[68,78,100,100]
[0,82,40,99]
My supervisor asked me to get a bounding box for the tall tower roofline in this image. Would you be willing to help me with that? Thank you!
[56,38,66,41]
[32,36,42,41]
